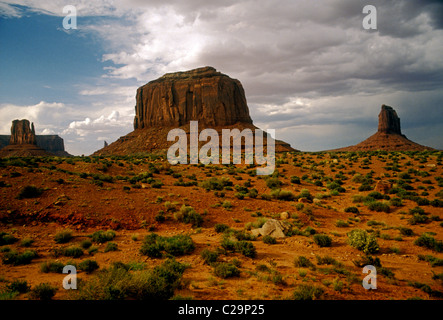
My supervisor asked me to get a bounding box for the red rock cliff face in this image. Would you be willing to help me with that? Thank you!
[9,119,36,145]
[133,67,253,129]
[378,104,402,134]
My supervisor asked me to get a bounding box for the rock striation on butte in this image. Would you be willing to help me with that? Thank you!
[333,104,434,152]
[95,67,296,155]
[0,120,71,157]
[134,67,253,129]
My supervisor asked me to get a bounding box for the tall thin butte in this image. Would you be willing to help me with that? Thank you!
[0,119,52,157]
[333,104,434,151]
[94,67,296,155]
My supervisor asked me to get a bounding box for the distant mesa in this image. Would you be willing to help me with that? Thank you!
[95,66,296,155]
[333,104,434,152]
[0,119,71,157]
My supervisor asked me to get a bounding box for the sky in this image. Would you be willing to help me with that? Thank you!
[0,0,442,155]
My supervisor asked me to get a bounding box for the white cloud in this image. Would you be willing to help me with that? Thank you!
[2,0,443,153]
[0,101,68,134]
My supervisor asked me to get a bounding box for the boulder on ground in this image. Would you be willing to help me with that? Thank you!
[251,219,291,238]
[374,180,392,194]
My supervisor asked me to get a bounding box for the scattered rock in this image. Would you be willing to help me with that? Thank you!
[251,219,291,239]
[280,212,289,220]
[374,180,392,194]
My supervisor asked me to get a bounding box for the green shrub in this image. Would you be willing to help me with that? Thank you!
[29,283,57,300]
[347,229,380,254]
[266,177,282,189]
[358,184,373,192]
[59,246,84,258]
[313,234,332,247]
[78,259,99,273]
[234,241,257,258]
[290,176,301,184]
[409,214,429,225]
[390,197,403,207]
[17,185,43,199]
[140,233,195,257]
[213,262,240,278]
[368,191,385,199]
[200,177,232,190]
[2,250,38,265]
[71,258,186,300]
[104,242,118,252]
[90,230,116,243]
[367,201,390,213]
[54,229,73,244]
[201,249,219,265]
[352,255,381,268]
[344,206,360,214]
[174,205,203,227]
[220,235,236,252]
[80,239,92,249]
[292,284,324,300]
[315,255,340,266]
[294,256,315,269]
[262,235,277,244]
[40,261,65,273]
[414,233,443,252]
[335,220,349,228]
[221,201,232,209]
[0,232,18,246]
[397,226,414,236]
[7,280,30,293]
[271,189,296,201]
[214,223,230,233]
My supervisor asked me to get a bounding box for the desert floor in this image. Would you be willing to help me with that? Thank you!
[0,151,442,300]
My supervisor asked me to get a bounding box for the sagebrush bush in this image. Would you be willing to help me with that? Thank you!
[40,261,65,273]
[0,232,18,246]
[214,223,230,233]
[54,229,73,244]
[90,230,116,243]
[2,250,38,265]
[17,185,43,199]
[234,240,257,258]
[78,259,99,273]
[174,205,203,227]
[294,256,315,269]
[367,201,390,213]
[201,249,219,265]
[344,206,360,214]
[262,235,277,244]
[140,233,195,257]
[213,262,240,278]
[71,258,186,300]
[313,234,332,247]
[29,283,57,300]
[292,284,324,300]
[347,229,379,254]
[414,233,443,252]
[7,280,30,293]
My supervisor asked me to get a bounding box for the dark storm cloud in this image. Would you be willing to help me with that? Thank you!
[2,0,442,153]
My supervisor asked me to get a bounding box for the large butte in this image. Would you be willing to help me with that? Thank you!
[94,67,296,155]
